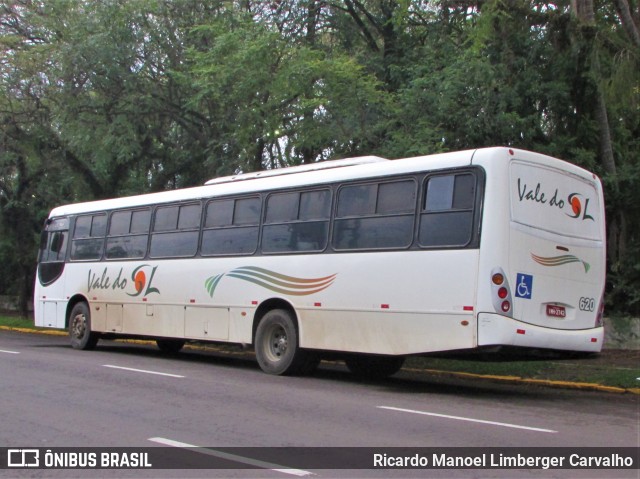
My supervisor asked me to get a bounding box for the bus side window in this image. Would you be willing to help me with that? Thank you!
[262,189,330,254]
[70,214,106,260]
[105,208,150,260]
[419,173,475,248]
[333,179,416,250]
[149,203,201,258]
[201,197,261,256]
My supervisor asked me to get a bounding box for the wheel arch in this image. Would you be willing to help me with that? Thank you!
[252,298,298,344]
[65,294,90,329]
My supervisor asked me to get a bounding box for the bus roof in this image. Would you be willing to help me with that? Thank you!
[204,156,387,185]
[50,147,537,217]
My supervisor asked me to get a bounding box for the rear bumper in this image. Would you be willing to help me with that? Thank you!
[477,313,604,353]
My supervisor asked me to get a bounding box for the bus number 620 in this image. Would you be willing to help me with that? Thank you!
[579,297,595,312]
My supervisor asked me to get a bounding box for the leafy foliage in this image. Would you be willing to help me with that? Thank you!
[0,0,638,316]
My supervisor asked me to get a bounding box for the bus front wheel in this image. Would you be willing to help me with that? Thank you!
[255,309,318,376]
[68,302,99,350]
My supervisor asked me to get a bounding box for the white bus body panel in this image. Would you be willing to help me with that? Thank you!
[477,313,603,352]
[472,149,606,352]
[55,248,480,355]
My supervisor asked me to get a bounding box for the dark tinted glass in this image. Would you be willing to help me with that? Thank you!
[377,181,416,214]
[109,211,131,236]
[337,184,376,217]
[262,222,328,253]
[149,231,198,257]
[453,174,475,209]
[74,216,92,238]
[266,193,298,223]
[91,215,107,237]
[333,216,413,250]
[70,238,103,260]
[178,204,201,230]
[206,200,234,227]
[425,176,454,211]
[105,235,148,259]
[201,227,259,255]
[154,206,179,231]
[299,190,331,220]
[419,211,473,247]
[130,209,151,233]
[419,173,476,248]
[234,197,260,225]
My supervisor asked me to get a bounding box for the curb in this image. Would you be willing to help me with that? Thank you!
[402,367,640,395]
[2,326,638,395]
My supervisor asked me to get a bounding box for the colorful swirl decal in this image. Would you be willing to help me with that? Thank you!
[531,253,590,273]
[205,266,337,298]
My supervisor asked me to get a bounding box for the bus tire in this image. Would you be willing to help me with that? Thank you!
[156,339,185,354]
[255,309,317,376]
[68,302,99,350]
[345,354,405,379]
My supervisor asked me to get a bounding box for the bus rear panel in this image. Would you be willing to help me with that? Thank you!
[474,149,605,353]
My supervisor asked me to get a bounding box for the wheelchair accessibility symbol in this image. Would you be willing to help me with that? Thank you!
[515,273,533,299]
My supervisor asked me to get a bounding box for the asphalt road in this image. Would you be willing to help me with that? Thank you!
[0,330,637,479]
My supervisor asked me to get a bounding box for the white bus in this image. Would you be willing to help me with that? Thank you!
[35,147,606,377]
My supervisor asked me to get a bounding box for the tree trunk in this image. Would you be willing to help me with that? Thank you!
[571,0,624,265]
[614,0,640,47]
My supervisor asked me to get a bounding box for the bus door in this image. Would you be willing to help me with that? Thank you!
[36,217,69,328]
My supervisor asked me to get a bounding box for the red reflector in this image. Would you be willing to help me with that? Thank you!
[142,298,147,302]
[591,338,598,343]
[498,287,508,299]
[517,329,526,335]
[463,306,474,311]
[381,304,390,309]
[314,302,321,307]
[251,300,258,305]
[190,299,195,304]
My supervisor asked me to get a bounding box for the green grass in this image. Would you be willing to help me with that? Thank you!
[2,315,638,390]
[406,356,639,390]
[0,315,38,328]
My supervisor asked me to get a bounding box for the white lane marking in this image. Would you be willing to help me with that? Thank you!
[103,364,184,378]
[148,437,313,477]
[378,406,557,433]
[0,349,20,354]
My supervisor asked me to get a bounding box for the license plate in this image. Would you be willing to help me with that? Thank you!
[546,305,566,318]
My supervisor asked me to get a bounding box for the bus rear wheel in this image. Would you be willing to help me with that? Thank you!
[255,309,318,376]
[156,339,185,354]
[68,302,99,350]
[345,354,405,379]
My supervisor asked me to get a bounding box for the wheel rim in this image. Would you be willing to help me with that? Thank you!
[71,313,86,339]
[263,323,288,363]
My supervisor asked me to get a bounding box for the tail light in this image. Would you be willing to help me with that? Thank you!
[491,267,513,317]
